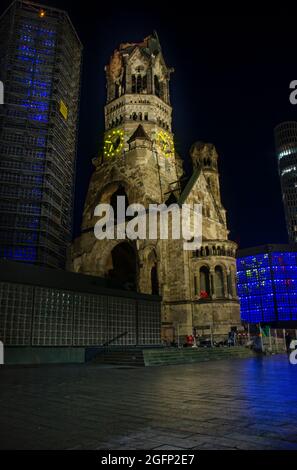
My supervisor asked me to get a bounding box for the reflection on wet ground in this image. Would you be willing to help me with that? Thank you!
[0,355,296,449]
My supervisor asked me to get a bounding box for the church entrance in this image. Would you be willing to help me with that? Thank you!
[107,242,137,291]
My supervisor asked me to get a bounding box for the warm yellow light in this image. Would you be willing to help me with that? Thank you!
[104,128,124,158]
[39,9,46,18]
[156,130,174,158]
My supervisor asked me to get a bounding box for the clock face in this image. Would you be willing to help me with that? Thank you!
[104,129,124,158]
[156,130,174,158]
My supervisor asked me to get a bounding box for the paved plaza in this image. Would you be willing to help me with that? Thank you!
[0,355,297,450]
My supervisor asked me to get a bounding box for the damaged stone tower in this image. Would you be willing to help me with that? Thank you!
[70,32,240,339]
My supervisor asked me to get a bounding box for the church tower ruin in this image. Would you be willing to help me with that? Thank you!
[70,33,240,340]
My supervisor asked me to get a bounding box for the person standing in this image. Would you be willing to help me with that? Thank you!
[285,332,292,354]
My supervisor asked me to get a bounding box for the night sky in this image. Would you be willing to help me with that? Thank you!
[3,2,297,248]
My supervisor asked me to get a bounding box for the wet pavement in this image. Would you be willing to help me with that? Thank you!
[0,355,297,450]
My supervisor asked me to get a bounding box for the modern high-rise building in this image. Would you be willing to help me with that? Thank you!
[0,1,82,268]
[274,121,297,244]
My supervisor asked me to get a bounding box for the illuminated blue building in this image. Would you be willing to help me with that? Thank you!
[0,1,82,267]
[237,244,297,326]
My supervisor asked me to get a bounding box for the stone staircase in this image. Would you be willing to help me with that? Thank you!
[92,346,257,367]
[92,349,145,367]
[142,346,256,366]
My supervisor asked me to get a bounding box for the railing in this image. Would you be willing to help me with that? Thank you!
[102,331,129,350]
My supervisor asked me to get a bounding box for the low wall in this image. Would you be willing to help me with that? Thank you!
[3,347,85,365]
[0,261,161,350]
[143,346,256,366]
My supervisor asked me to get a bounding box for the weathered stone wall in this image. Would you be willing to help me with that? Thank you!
[192,301,241,335]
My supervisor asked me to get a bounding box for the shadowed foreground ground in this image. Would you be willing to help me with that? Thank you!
[0,355,297,450]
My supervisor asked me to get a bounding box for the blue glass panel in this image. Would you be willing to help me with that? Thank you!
[237,253,275,323]
[1,247,37,262]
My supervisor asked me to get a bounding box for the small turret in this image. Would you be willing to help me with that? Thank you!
[127,124,152,150]
[190,141,218,171]
[190,141,221,205]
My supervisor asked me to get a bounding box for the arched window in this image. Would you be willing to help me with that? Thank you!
[108,242,137,291]
[200,266,210,297]
[214,266,224,298]
[142,74,147,91]
[132,75,136,93]
[154,75,160,97]
[159,81,163,99]
[136,74,142,93]
[151,264,159,295]
[138,112,142,121]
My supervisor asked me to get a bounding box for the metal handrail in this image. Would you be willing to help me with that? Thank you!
[103,331,128,349]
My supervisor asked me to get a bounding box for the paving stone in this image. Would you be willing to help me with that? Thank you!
[0,356,297,450]
[152,445,189,450]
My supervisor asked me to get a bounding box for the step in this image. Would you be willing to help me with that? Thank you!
[143,347,256,366]
[92,346,258,367]
[92,350,145,366]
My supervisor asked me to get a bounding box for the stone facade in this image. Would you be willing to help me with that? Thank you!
[69,32,240,340]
